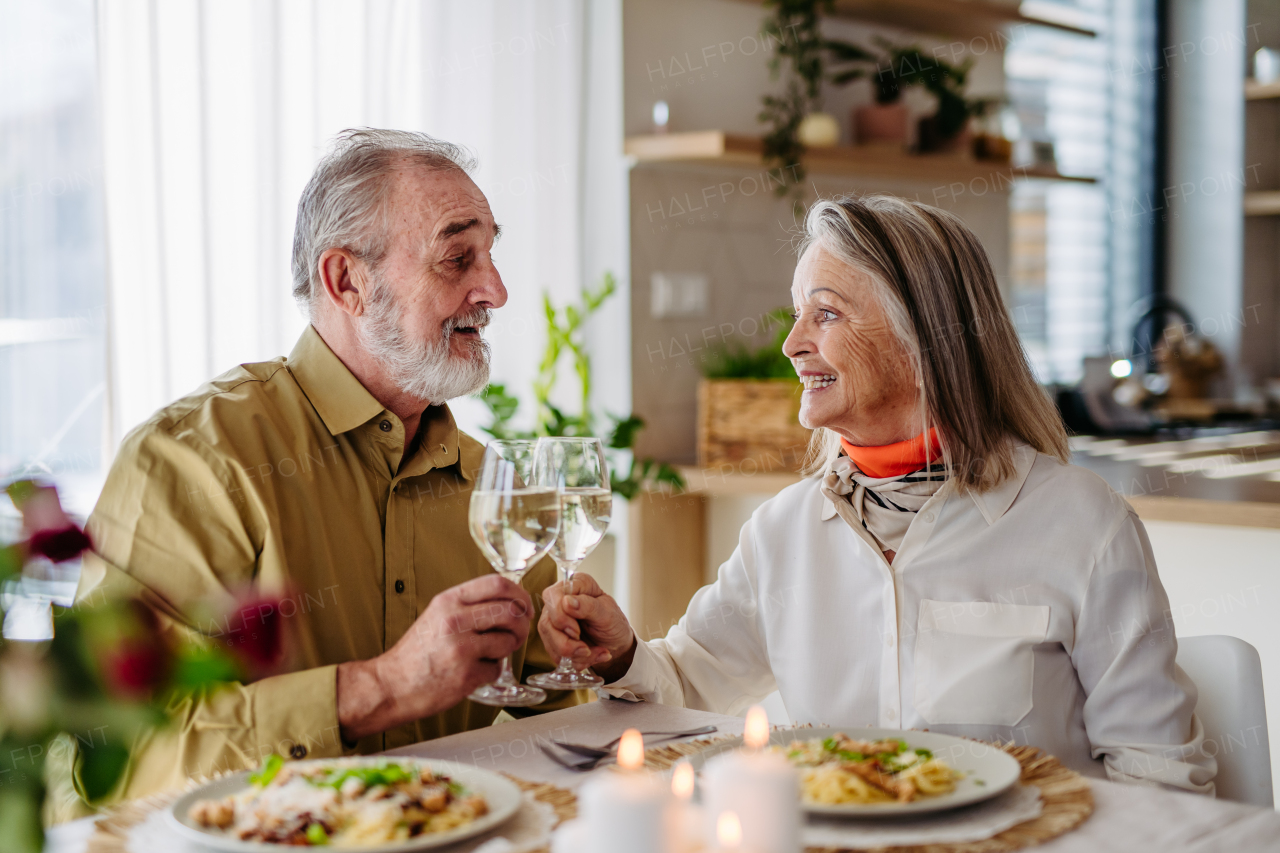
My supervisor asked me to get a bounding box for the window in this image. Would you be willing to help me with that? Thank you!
[0,0,108,517]
[1007,0,1157,383]
[0,0,105,639]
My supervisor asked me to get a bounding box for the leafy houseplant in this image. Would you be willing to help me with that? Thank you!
[758,0,835,194]
[758,0,985,165]
[475,273,684,500]
[0,482,276,853]
[697,310,812,472]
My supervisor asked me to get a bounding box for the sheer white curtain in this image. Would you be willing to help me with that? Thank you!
[97,0,629,446]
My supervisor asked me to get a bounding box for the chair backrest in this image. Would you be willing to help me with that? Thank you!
[1176,635,1273,807]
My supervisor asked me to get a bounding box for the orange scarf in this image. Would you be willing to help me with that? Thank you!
[840,428,942,479]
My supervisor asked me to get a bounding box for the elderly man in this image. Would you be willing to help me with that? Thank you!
[55,129,594,816]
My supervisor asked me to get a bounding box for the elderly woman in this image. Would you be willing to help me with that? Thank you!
[541,194,1215,794]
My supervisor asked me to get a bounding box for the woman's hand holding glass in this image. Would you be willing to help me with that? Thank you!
[537,572,638,685]
[526,437,614,690]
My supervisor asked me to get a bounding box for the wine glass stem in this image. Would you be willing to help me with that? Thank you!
[557,560,585,674]
[496,653,520,689]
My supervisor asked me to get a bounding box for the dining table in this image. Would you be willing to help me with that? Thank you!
[43,698,1280,853]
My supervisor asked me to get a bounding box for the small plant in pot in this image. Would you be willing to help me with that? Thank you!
[828,37,976,152]
[697,310,812,473]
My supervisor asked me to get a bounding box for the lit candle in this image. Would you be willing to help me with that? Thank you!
[717,811,743,852]
[666,760,704,853]
[577,729,671,853]
[702,706,800,853]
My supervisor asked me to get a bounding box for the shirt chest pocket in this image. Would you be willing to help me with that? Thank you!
[913,599,1050,727]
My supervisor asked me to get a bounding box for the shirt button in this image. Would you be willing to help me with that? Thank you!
[290,744,307,759]
[394,580,405,594]
[379,419,392,432]
[885,633,895,648]
[922,512,936,523]
[886,708,897,722]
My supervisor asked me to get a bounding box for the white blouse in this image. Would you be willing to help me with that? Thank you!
[606,444,1216,794]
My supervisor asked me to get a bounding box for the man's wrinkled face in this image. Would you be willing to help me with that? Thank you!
[357,164,507,404]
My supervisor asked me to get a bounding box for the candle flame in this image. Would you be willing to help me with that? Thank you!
[671,761,694,799]
[743,705,769,749]
[716,811,742,849]
[617,728,644,770]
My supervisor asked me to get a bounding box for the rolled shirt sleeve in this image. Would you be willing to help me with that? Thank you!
[1070,509,1216,794]
[605,514,776,715]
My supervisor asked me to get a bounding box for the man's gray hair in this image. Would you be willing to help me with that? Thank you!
[291,128,477,317]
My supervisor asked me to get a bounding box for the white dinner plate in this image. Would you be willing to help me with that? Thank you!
[687,726,1023,818]
[167,757,523,851]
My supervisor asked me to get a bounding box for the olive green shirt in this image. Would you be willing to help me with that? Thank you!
[60,326,577,814]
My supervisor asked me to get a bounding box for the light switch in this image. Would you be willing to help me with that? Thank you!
[650,271,709,318]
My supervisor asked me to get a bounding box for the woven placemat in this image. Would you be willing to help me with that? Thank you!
[646,733,1095,853]
[85,771,578,853]
[85,735,1090,853]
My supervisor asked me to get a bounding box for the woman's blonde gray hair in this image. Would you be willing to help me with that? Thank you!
[798,194,1069,491]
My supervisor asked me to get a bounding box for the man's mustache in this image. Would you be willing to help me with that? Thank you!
[443,308,492,335]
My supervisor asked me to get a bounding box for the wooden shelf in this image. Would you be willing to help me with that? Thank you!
[1245,191,1280,216]
[1246,78,1280,100]
[625,131,1097,185]
[725,0,1096,39]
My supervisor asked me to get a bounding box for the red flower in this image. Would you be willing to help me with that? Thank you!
[6,481,92,562]
[96,601,174,699]
[104,639,171,698]
[220,596,285,672]
[29,525,92,563]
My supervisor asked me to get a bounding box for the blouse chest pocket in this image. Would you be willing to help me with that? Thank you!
[913,599,1050,727]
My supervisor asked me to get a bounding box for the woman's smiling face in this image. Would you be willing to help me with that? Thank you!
[783,244,922,446]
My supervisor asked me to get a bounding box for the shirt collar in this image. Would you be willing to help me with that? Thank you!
[818,442,1038,524]
[967,443,1038,525]
[287,325,386,435]
[287,326,471,483]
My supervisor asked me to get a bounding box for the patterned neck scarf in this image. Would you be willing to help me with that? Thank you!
[822,431,949,553]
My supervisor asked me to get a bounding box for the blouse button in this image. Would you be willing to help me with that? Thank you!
[922,511,936,523]
[394,580,405,594]
[885,708,897,722]
[379,419,392,432]
[885,633,894,648]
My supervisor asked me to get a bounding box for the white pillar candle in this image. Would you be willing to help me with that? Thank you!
[578,729,671,853]
[702,707,800,853]
[666,760,704,853]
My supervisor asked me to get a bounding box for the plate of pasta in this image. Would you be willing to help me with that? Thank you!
[166,756,523,850]
[692,727,1022,817]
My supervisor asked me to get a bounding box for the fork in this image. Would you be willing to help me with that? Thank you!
[540,743,607,771]
[551,725,719,759]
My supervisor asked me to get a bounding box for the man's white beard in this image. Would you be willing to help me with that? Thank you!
[357,274,491,405]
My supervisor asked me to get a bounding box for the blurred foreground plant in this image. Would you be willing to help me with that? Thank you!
[0,481,282,853]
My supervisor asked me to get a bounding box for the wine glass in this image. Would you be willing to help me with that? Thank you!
[526,436,613,690]
[467,440,560,707]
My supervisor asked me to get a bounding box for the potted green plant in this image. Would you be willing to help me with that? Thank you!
[697,310,811,473]
[758,0,834,192]
[758,2,987,175]
[827,37,977,151]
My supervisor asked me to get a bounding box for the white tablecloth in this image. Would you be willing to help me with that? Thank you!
[45,699,1280,852]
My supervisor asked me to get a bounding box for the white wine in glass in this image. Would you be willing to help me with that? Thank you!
[527,437,613,691]
[467,440,559,707]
